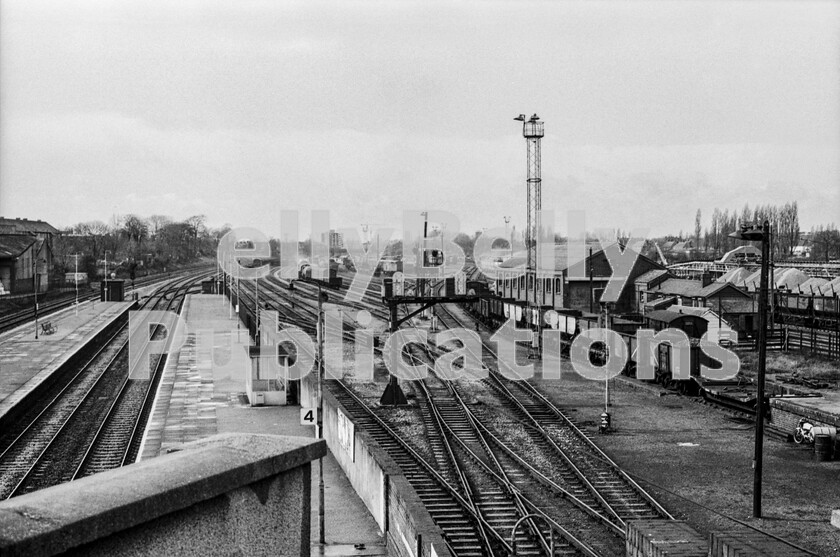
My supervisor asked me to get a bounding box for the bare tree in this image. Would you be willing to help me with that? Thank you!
[185,214,207,256]
[148,215,172,240]
[694,209,702,257]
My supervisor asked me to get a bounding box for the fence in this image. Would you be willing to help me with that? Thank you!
[782,326,840,359]
[737,326,840,360]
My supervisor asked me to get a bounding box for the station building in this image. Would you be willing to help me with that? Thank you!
[0,218,59,295]
[493,241,665,317]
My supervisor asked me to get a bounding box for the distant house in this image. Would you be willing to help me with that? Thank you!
[671,239,694,254]
[0,218,59,294]
[792,245,811,258]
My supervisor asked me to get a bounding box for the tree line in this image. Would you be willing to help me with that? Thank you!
[659,201,839,262]
[53,214,230,279]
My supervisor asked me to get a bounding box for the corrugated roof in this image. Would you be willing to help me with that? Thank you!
[0,218,59,235]
[0,235,37,258]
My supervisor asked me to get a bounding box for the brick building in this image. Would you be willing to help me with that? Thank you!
[494,241,665,316]
[0,218,59,294]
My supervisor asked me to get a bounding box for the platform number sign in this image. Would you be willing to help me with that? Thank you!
[300,407,318,426]
[455,271,466,295]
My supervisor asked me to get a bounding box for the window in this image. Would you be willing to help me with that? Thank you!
[555,278,562,294]
[528,274,534,290]
[546,278,552,293]
[519,275,525,289]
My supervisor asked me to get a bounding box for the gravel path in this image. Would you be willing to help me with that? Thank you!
[533,359,840,556]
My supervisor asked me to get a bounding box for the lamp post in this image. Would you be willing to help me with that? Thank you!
[103,250,111,303]
[34,257,45,339]
[298,278,329,545]
[317,282,325,545]
[729,220,770,519]
[74,253,80,315]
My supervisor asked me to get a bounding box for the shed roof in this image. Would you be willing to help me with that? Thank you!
[498,241,603,271]
[0,218,59,235]
[645,309,694,324]
[0,235,38,258]
[650,278,749,300]
[635,269,670,285]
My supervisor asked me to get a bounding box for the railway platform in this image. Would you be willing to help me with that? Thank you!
[139,293,385,557]
[0,300,134,424]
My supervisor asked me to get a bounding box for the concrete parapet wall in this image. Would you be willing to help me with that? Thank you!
[0,434,325,557]
[322,390,390,531]
[625,520,707,557]
[321,387,452,557]
[709,530,812,556]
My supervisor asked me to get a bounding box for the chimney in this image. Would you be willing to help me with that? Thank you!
[701,272,713,287]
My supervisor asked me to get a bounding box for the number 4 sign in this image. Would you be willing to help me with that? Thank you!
[300,407,318,426]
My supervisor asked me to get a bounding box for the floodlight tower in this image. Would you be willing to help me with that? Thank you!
[514,114,544,271]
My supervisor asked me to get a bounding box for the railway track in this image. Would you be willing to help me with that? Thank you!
[0,266,213,334]
[73,275,203,477]
[411,370,610,556]
[0,273,208,498]
[432,303,673,531]
[329,381,502,557]
[236,274,625,554]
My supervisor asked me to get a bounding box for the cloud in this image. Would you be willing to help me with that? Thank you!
[1,110,837,238]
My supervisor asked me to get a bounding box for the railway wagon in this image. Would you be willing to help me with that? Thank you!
[298,262,343,288]
[373,258,403,277]
[774,292,840,329]
[618,310,716,394]
[470,298,718,392]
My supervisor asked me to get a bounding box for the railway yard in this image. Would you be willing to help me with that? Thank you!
[1,260,837,557]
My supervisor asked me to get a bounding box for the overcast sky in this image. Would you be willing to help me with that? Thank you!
[1,0,838,239]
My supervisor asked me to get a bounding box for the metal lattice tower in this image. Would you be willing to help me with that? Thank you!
[515,114,544,271]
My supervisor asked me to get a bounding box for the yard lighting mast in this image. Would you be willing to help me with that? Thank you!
[513,114,544,274]
[514,113,544,358]
[729,220,771,519]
